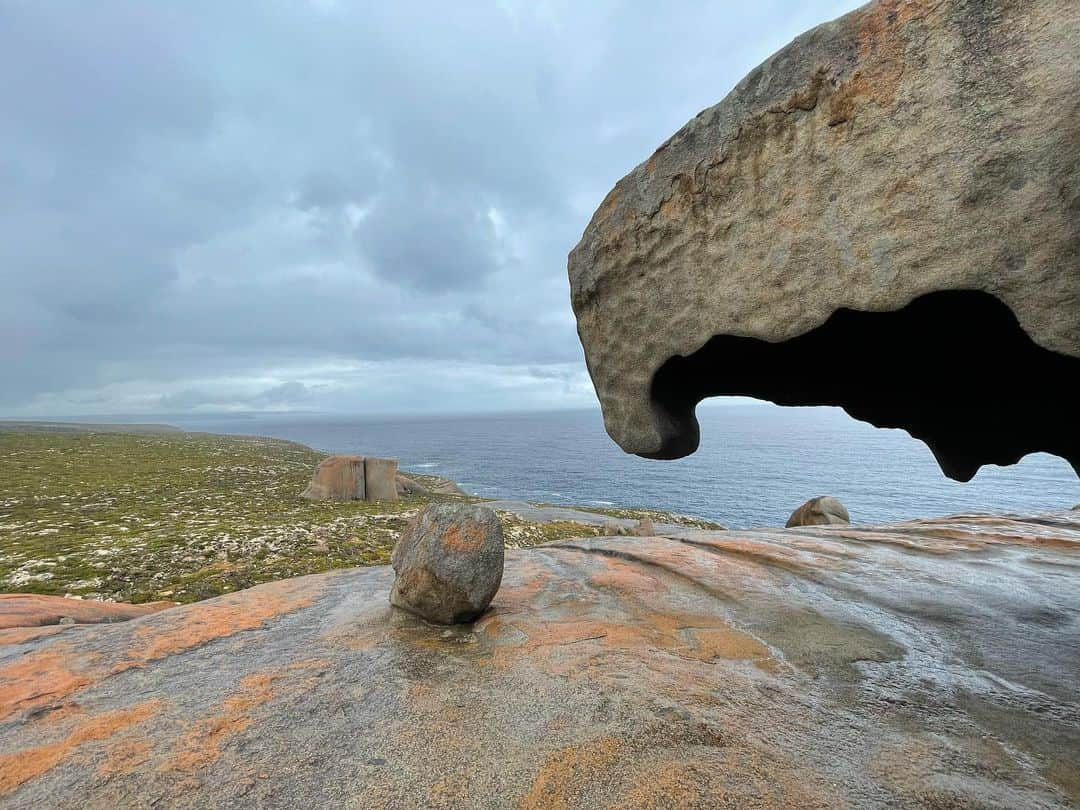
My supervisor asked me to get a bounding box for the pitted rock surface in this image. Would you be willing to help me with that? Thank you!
[568,0,1080,480]
[1,510,1078,807]
[786,496,850,527]
[390,503,504,624]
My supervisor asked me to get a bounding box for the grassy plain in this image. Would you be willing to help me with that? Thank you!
[0,430,621,603]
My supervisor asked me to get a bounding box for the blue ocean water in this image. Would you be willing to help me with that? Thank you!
[178,403,1079,529]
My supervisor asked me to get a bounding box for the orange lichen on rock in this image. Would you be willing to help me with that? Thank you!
[476,546,780,676]
[492,607,774,674]
[168,671,278,772]
[0,580,317,730]
[168,660,328,773]
[522,737,623,810]
[487,559,552,614]
[807,515,1080,556]
[595,188,621,220]
[96,736,153,778]
[587,556,665,596]
[677,533,841,577]
[0,700,161,795]
[0,646,91,722]
[440,522,487,553]
[908,517,1080,552]
[0,625,67,646]
[117,577,320,670]
[611,761,710,809]
[176,673,278,771]
[755,0,939,132]
[682,626,774,668]
[0,594,173,631]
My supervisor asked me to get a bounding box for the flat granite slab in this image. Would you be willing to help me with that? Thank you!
[1,512,1077,808]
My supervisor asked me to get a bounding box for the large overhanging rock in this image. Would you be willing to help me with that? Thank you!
[568,0,1080,481]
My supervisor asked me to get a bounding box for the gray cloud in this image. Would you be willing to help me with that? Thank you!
[0,0,862,416]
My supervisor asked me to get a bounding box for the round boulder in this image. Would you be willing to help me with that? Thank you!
[390,504,504,624]
[786,497,850,528]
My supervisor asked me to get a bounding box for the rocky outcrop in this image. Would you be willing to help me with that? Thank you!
[568,0,1080,481]
[1,510,1077,806]
[300,455,365,501]
[395,473,465,497]
[396,474,429,496]
[427,477,466,496]
[601,520,628,536]
[0,594,171,631]
[786,496,850,528]
[390,504,504,624]
[300,455,399,502]
[364,457,399,502]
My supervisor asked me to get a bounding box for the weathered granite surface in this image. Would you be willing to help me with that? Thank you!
[390,504,504,624]
[0,596,171,647]
[482,500,711,535]
[786,496,850,527]
[364,457,399,502]
[301,455,401,502]
[300,455,366,502]
[568,0,1080,480]
[1,511,1077,808]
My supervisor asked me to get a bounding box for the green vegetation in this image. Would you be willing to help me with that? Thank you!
[548,503,725,530]
[0,430,609,604]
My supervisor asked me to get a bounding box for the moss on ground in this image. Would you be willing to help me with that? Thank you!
[0,431,620,604]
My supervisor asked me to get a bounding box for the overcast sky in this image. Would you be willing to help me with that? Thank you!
[1,0,861,417]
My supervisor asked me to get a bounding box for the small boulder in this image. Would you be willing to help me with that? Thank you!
[301,455,365,501]
[365,457,399,501]
[786,497,850,528]
[390,504,504,624]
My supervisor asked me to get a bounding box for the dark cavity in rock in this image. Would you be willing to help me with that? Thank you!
[648,290,1080,481]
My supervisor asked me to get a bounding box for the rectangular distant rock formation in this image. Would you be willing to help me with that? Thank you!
[363,456,398,501]
[301,455,398,502]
